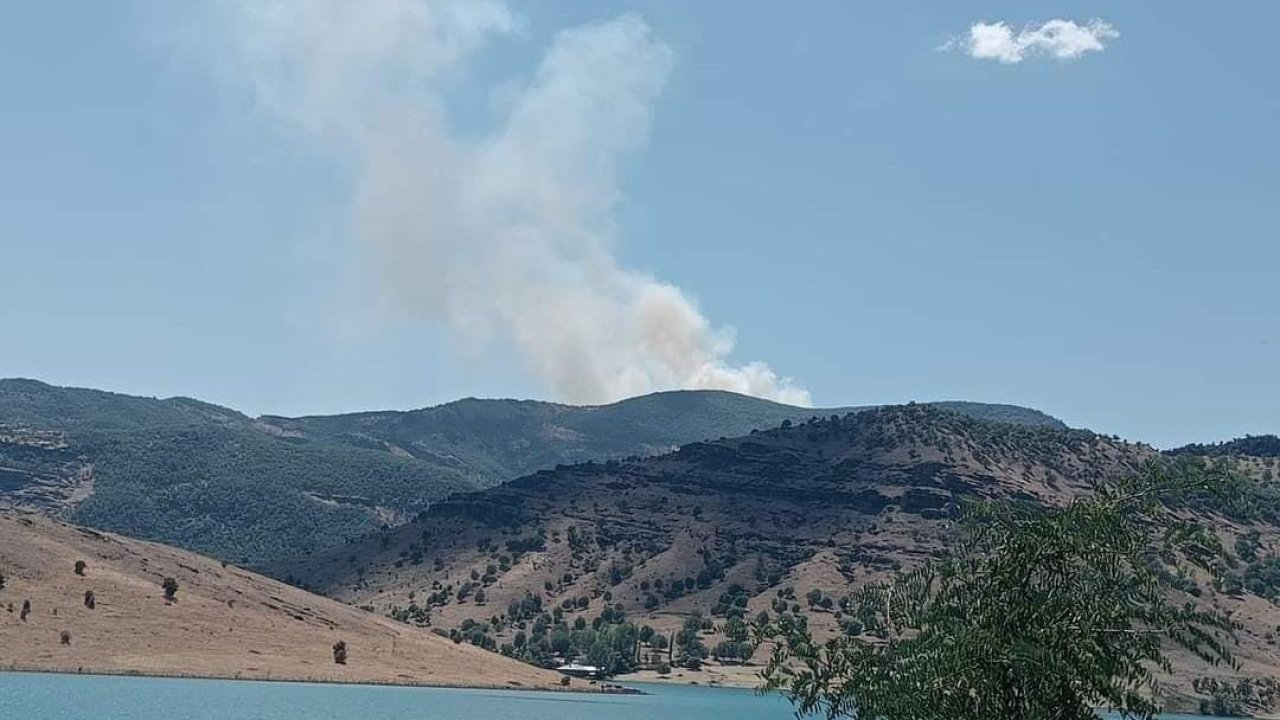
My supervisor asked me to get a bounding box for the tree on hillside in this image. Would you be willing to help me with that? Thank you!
[761,460,1240,720]
[162,577,179,602]
[332,640,348,665]
[84,590,96,610]
[716,617,756,665]
[676,613,708,670]
[74,560,86,576]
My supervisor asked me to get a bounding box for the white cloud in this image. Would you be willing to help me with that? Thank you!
[206,1,811,406]
[950,19,1118,64]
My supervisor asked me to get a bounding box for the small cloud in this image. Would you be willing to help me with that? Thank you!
[944,19,1118,64]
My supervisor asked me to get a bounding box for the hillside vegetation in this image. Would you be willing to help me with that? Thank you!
[1169,434,1280,459]
[0,378,1062,567]
[283,406,1280,707]
[283,407,1141,662]
[0,510,567,689]
[258,391,1065,486]
[0,380,478,566]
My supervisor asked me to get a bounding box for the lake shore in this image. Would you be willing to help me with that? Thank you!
[0,672,796,719]
[0,663,637,694]
[615,663,763,689]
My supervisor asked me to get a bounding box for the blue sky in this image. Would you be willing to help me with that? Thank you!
[1,1,1276,447]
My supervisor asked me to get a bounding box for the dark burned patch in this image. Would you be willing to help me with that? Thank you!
[898,488,954,515]
[431,495,528,527]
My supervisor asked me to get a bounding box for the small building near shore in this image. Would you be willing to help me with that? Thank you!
[555,662,603,679]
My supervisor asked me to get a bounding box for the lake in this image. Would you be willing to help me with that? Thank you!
[2,673,793,720]
[0,672,1230,719]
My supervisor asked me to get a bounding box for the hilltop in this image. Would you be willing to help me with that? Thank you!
[0,378,1062,567]
[0,510,568,689]
[1169,434,1280,459]
[281,405,1280,706]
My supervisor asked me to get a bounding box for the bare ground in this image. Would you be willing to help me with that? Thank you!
[0,511,575,691]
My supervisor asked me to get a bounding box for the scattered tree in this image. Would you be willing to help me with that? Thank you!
[60,630,72,645]
[676,613,708,669]
[162,577,179,602]
[20,599,31,621]
[762,462,1239,720]
[332,640,348,665]
[74,560,86,576]
[84,590,96,610]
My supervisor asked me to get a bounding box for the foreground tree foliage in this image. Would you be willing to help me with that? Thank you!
[762,460,1240,720]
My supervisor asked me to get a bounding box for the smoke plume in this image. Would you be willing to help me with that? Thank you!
[214,0,810,406]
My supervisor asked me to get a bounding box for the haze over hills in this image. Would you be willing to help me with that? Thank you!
[281,405,1280,704]
[0,510,568,689]
[0,378,1063,567]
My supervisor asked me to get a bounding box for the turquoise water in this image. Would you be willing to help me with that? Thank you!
[0,672,1230,719]
[0,673,794,720]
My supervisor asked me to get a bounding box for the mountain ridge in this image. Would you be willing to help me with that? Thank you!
[0,377,1067,567]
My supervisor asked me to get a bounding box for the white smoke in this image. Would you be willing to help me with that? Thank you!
[212,0,810,406]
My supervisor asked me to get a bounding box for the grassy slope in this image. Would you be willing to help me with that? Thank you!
[0,510,568,689]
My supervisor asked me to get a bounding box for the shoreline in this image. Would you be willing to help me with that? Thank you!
[615,664,763,690]
[0,664,632,695]
[8,666,1271,717]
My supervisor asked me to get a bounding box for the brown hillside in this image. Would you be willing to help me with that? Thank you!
[288,405,1144,616]
[0,511,568,690]
[281,408,1148,649]
[282,406,1280,705]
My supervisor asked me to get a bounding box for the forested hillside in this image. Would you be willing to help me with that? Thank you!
[259,391,1066,487]
[0,379,1064,567]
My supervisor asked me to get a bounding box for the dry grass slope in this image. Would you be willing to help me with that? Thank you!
[0,511,568,690]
